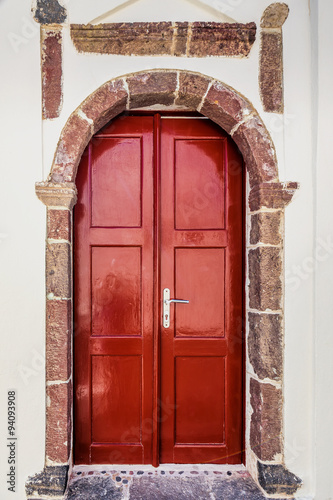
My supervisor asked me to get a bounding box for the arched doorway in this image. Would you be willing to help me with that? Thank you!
[73,112,244,466]
[33,69,299,496]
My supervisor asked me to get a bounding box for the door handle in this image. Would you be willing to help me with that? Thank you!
[163,288,189,328]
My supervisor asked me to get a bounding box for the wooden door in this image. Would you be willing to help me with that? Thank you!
[74,114,243,465]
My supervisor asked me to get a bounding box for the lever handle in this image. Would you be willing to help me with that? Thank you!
[163,288,189,328]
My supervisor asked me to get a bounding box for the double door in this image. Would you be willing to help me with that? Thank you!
[74,114,243,465]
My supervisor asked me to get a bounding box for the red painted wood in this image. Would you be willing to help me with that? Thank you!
[74,116,154,464]
[74,114,243,465]
[159,118,243,464]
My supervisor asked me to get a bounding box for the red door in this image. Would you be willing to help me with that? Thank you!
[74,113,243,466]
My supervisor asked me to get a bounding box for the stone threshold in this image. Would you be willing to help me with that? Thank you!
[65,464,294,499]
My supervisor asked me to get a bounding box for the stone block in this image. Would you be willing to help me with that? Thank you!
[249,182,298,211]
[46,242,71,298]
[127,71,178,108]
[248,312,283,380]
[189,22,256,57]
[201,81,254,133]
[175,72,210,109]
[25,465,69,498]
[51,114,92,183]
[81,80,128,133]
[257,461,302,496]
[47,209,71,241]
[46,299,71,381]
[232,115,278,187]
[260,32,283,113]
[250,378,282,461]
[249,247,282,311]
[46,383,72,463]
[41,27,63,119]
[250,211,282,246]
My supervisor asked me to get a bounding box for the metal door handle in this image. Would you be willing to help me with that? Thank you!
[163,288,189,328]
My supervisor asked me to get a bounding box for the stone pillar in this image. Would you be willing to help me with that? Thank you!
[259,3,289,113]
[26,182,76,499]
[248,182,302,496]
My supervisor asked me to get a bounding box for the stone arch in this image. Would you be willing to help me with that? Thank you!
[32,69,301,498]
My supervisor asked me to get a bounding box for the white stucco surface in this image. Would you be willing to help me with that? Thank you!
[1,0,332,498]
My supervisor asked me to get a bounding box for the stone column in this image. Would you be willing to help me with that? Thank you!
[26,182,76,499]
[248,182,302,496]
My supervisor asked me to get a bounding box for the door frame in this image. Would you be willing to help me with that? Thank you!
[33,69,299,496]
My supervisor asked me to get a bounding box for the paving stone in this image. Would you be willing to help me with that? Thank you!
[129,476,211,500]
[211,475,266,499]
[66,476,123,499]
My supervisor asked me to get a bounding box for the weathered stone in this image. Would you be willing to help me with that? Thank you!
[174,22,188,56]
[25,466,69,497]
[36,182,77,209]
[260,32,283,113]
[130,476,215,500]
[175,72,210,109]
[250,378,282,461]
[249,246,282,310]
[41,27,63,119]
[70,22,256,58]
[71,22,173,56]
[232,115,278,187]
[257,462,302,495]
[51,114,92,183]
[46,242,71,298]
[201,81,254,133]
[34,0,67,24]
[67,476,123,499]
[249,182,298,211]
[46,299,71,381]
[47,209,71,241]
[250,211,282,246]
[248,312,283,380]
[81,80,128,133]
[189,22,256,57]
[46,383,72,463]
[261,3,290,28]
[127,71,178,109]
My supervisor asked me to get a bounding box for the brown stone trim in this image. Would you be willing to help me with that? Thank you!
[70,22,256,58]
[259,3,289,113]
[249,182,299,211]
[46,382,72,463]
[250,211,283,246]
[41,26,63,120]
[248,312,283,381]
[249,246,282,311]
[36,182,77,209]
[250,378,283,461]
[46,299,71,382]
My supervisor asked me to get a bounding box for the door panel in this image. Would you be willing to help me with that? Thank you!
[74,116,154,464]
[159,118,243,464]
[74,114,243,465]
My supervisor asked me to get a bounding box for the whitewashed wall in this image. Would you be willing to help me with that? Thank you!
[0,0,332,498]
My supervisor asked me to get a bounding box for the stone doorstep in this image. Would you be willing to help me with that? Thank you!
[65,465,294,500]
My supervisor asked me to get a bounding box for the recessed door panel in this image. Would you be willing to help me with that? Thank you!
[91,137,142,228]
[175,139,225,230]
[91,355,142,443]
[91,246,142,336]
[175,356,225,444]
[74,113,243,466]
[174,248,225,338]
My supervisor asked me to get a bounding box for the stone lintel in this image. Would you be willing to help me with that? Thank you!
[257,461,302,495]
[25,465,69,498]
[70,22,256,57]
[36,182,77,209]
[249,182,299,212]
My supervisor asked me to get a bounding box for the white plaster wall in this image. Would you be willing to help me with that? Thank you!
[0,1,45,499]
[1,0,332,498]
